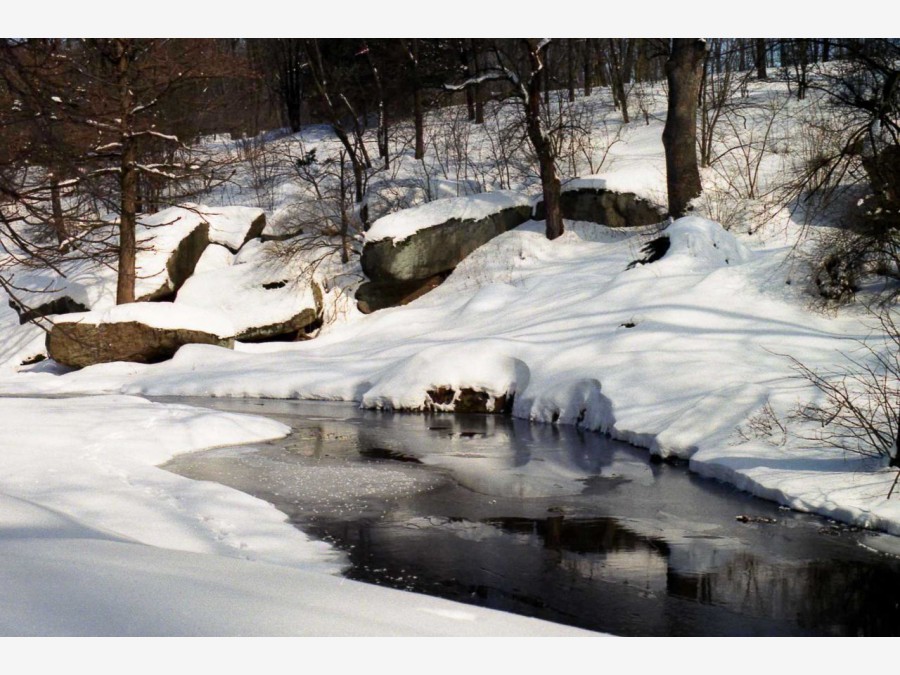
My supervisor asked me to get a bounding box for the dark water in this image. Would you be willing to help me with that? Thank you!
[162,397,900,636]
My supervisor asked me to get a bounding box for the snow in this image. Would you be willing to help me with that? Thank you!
[3,74,900,636]
[10,213,899,540]
[192,242,235,275]
[563,173,665,207]
[56,301,236,338]
[365,190,533,243]
[7,204,207,312]
[202,204,265,251]
[175,239,319,338]
[0,394,594,636]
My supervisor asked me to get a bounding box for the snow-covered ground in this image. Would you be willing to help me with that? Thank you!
[1,74,899,637]
[9,213,897,538]
[0,395,594,636]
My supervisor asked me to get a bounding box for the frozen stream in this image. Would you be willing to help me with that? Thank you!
[162,398,900,636]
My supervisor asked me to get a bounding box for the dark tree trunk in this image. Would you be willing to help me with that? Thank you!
[567,38,576,102]
[663,38,706,219]
[756,38,768,79]
[780,40,793,68]
[821,38,831,63]
[543,44,551,106]
[472,40,484,124]
[411,40,425,160]
[115,40,136,305]
[583,38,594,96]
[364,44,389,169]
[459,42,476,121]
[608,39,631,123]
[117,138,137,305]
[339,150,350,264]
[524,40,563,240]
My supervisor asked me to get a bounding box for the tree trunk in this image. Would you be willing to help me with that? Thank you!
[525,40,563,240]
[364,44,389,169]
[543,44,551,106]
[567,39,576,102]
[117,141,137,305]
[115,40,136,305]
[608,39,631,123]
[663,38,706,219]
[583,38,594,96]
[756,39,768,79]
[411,40,425,160]
[472,40,484,124]
[459,42,476,121]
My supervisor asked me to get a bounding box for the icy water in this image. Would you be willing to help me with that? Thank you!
[162,398,900,636]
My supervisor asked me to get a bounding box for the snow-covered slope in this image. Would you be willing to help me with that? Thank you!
[5,215,899,536]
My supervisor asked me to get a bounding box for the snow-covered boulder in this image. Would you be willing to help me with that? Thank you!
[9,205,212,320]
[361,191,533,283]
[175,240,322,342]
[355,275,446,315]
[361,342,530,414]
[359,192,532,313]
[47,302,234,368]
[137,207,211,302]
[203,205,267,253]
[534,177,666,228]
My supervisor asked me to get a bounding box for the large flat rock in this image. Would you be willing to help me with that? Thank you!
[362,192,533,284]
[47,302,234,368]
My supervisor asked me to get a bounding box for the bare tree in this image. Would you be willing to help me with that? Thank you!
[447,39,564,240]
[0,38,237,305]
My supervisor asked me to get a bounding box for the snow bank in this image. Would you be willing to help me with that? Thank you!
[366,191,533,243]
[12,213,895,538]
[0,395,326,567]
[663,216,751,269]
[0,395,594,635]
[192,243,235,275]
[56,301,235,339]
[361,340,530,411]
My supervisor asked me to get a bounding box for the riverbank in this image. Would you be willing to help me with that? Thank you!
[4,217,899,540]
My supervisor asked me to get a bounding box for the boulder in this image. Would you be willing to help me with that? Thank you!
[355,274,448,314]
[358,192,532,313]
[204,206,267,253]
[8,204,212,320]
[425,386,514,415]
[534,183,667,228]
[362,194,532,283]
[137,218,209,302]
[175,240,322,342]
[10,295,88,325]
[47,303,234,368]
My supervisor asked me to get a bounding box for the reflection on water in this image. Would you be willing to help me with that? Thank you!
[162,398,900,636]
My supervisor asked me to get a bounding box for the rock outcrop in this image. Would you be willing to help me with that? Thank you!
[47,303,234,368]
[534,182,667,228]
[175,240,322,342]
[204,206,267,253]
[359,192,532,312]
[137,220,210,302]
[355,274,447,315]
